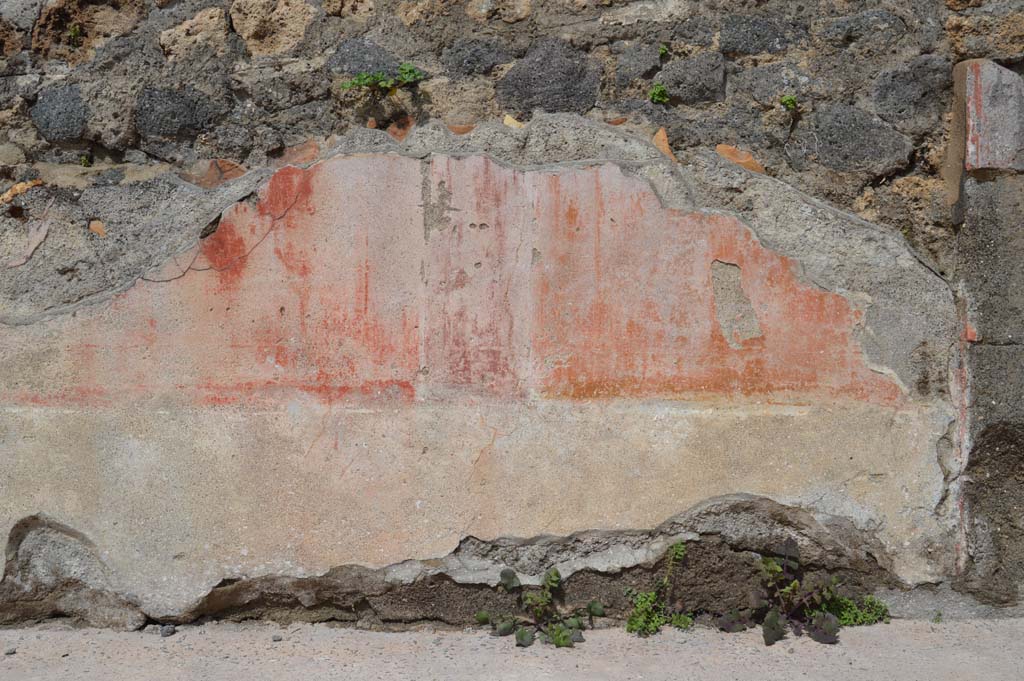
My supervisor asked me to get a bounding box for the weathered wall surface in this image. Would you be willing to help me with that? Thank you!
[0,0,1021,626]
[2,148,957,618]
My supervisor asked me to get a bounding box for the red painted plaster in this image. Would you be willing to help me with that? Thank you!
[2,156,902,408]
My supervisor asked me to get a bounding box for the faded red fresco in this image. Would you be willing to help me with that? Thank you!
[530,169,900,403]
[1,155,902,407]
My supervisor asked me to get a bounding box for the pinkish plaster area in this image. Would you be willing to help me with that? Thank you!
[0,154,902,409]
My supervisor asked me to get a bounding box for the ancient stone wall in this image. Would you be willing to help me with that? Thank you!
[1,0,1022,626]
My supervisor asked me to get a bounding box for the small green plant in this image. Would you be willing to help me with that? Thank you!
[340,62,425,93]
[499,567,521,591]
[779,94,799,111]
[476,566,604,650]
[68,24,83,48]
[544,622,577,648]
[625,541,694,637]
[659,43,669,58]
[932,611,943,624]
[649,83,670,105]
[78,154,92,168]
[515,626,535,647]
[495,617,517,636]
[813,594,890,626]
[625,590,666,636]
[669,612,694,630]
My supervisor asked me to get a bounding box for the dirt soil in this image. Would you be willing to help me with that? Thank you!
[1,618,1022,680]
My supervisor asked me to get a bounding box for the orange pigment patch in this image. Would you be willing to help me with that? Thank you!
[198,217,250,289]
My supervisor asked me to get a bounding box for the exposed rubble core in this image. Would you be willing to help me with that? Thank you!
[1,496,893,628]
[956,424,1024,605]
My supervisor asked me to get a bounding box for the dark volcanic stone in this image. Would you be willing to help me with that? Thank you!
[327,38,400,77]
[819,10,906,49]
[442,38,513,77]
[656,52,725,105]
[671,16,714,46]
[30,84,88,142]
[134,88,219,140]
[728,62,816,106]
[614,42,661,88]
[803,104,913,175]
[720,15,808,55]
[496,39,600,115]
[872,55,952,134]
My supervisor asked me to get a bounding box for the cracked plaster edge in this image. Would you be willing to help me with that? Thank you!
[4,115,951,339]
[122,492,899,619]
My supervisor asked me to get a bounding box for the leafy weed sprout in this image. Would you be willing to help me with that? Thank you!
[625,541,694,636]
[475,567,606,650]
[649,83,670,105]
[716,538,891,646]
[340,63,425,93]
[68,24,83,48]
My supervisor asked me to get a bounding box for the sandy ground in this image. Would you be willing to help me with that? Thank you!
[1,618,1021,681]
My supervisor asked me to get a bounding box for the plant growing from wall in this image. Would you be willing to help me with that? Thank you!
[67,24,83,48]
[779,94,802,135]
[649,83,671,105]
[475,567,606,649]
[625,541,694,636]
[715,538,890,646]
[339,63,426,94]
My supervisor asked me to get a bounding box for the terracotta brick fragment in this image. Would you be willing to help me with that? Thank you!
[715,144,766,174]
[652,127,676,162]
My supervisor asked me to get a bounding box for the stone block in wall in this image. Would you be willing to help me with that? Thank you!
[968,344,1024,441]
[958,59,1024,172]
[958,174,1024,344]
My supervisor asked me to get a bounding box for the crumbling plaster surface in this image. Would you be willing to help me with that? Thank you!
[1,117,960,621]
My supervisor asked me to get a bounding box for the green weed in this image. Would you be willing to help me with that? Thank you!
[340,63,425,93]
[625,541,694,637]
[649,83,670,104]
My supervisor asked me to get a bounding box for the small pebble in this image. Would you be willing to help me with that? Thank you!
[4,647,15,656]
[272,634,283,642]
[160,625,176,638]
